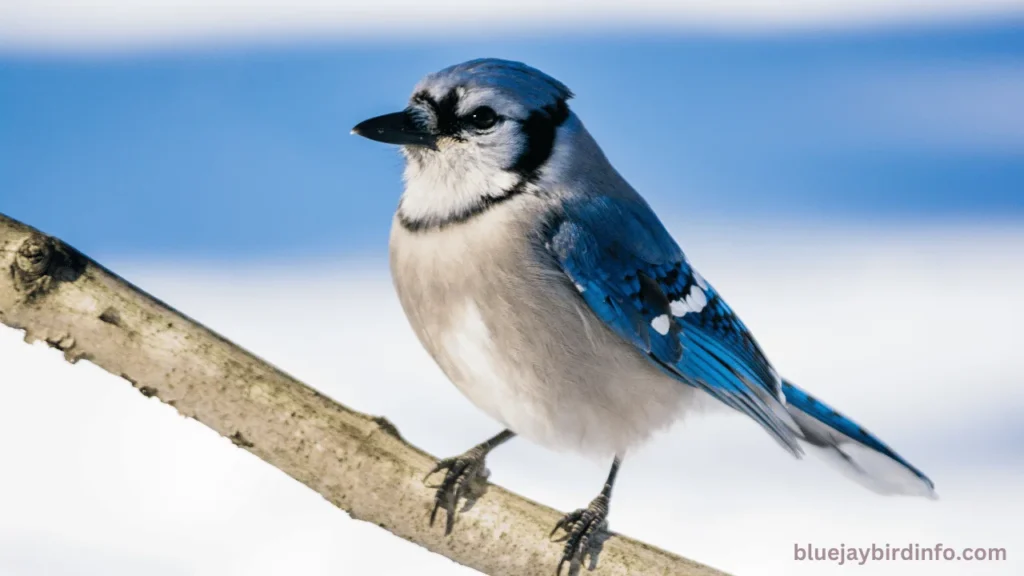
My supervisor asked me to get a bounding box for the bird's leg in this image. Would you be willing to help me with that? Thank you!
[551,457,621,574]
[424,429,515,535]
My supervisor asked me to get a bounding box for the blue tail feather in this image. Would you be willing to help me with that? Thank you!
[781,380,936,498]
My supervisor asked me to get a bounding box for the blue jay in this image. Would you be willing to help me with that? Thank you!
[353,58,935,571]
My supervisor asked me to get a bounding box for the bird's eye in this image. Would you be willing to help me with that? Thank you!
[466,106,498,130]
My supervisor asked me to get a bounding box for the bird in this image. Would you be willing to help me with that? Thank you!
[352,58,936,572]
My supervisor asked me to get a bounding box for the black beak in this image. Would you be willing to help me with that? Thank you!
[351,110,437,149]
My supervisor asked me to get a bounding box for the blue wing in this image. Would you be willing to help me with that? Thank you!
[547,195,802,455]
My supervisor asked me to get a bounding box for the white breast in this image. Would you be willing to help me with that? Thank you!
[441,300,551,439]
[390,201,698,458]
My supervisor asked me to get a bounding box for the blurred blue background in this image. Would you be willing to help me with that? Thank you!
[2,20,1022,260]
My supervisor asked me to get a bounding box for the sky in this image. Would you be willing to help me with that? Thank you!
[1,1,1023,575]
[2,16,1024,260]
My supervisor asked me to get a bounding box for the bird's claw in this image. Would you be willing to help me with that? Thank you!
[551,495,610,574]
[424,447,488,535]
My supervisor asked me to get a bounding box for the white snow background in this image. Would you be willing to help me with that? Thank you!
[1,221,1021,575]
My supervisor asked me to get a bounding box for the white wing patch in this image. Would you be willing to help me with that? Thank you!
[670,284,708,317]
[651,314,670,335]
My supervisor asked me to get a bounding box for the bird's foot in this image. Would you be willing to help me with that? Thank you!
[423,446,490,535]
[550,494,610,574]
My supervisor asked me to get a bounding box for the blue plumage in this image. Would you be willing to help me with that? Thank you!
[360,60,937,556]
[780,380,936,491]
[549,195,802,455]
[547,192,935,496]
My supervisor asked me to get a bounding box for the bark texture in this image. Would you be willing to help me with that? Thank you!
[0,212,729,576]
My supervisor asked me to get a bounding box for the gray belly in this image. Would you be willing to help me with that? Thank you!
[389,203,696,457]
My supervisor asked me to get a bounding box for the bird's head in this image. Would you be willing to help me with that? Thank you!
[353,58,577,230]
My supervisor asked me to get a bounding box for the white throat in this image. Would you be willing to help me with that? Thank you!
[399,149,521,228]
[396,116,590,230]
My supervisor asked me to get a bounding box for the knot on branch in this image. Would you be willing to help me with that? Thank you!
[371,416,403,440]
[10,234,87,299]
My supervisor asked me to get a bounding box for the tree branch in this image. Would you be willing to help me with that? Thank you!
[0,212,728,576]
